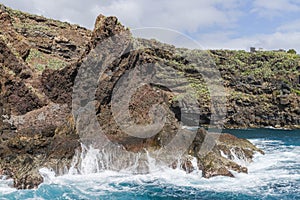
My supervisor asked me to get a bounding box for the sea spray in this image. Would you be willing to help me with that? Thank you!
[65,142,206,177]
[38,168,56,184]
[1,130,300,199]
[68,143,152,175]
[229,148,250,167]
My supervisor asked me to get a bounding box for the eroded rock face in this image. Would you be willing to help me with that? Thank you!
[72,12,264,180]
[211,50,300,129]
[0,4,282,189]
[0,4,88,189]
[188,130,263,178]
[0,116,79,189]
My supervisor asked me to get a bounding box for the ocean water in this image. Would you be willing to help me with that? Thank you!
[0,129,299,200]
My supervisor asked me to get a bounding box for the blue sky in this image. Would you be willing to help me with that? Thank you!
[1,0,300,52]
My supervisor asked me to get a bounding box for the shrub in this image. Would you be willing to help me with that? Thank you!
[287,49,297,54]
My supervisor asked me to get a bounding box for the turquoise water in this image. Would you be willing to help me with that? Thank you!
[1,129,299,200]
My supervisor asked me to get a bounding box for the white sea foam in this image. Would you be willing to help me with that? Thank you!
[39,167,56,184]
[0,179,15,195]
[0,138,299,198]
[69,139,300,195]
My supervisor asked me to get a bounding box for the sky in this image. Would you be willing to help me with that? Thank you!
[1,0,300,52]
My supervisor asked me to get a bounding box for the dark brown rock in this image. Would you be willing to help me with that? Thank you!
[5,4,299,190]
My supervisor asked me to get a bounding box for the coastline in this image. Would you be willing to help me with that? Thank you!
[0,4,299,190]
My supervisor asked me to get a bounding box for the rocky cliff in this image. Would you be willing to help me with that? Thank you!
[0,4,297,189]
[213,50,300,129]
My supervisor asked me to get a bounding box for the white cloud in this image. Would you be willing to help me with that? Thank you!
[92,0,243,33]
[0,0,299,53]
[0,0,100,28]
[251,0,300,18]
[277,19,300,32]
[198,31,300,53]
[255,32,300,52]
[0,0,243,32]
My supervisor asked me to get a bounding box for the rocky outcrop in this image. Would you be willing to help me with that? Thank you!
[0,4,87,189]
[0,4,297,189]
[190,130,263,178]
[0,4,91,63]
[0,116,79,189]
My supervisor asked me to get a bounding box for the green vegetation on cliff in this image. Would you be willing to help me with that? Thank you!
[1,4,299,190]
[211,49,300,92]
